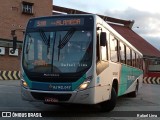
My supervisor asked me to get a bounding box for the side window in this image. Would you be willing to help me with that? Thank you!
[96,26,108,62]
[132,51,136,67]
[135,53,138,68]
[139,56,143,69]
[120,42,126,64]
[137,55,142,69]
[126,47,131,66]
[110,34,118,62]
[101,45,107,61]
[96,33,100,62]
[96,26,109,75]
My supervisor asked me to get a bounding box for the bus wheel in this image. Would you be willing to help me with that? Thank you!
[128,82,139,97]
[100,87,117,112]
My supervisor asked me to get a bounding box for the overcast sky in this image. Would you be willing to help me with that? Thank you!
[54,0,160,50]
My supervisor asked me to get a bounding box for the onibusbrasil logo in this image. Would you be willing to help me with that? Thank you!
[1,112,42,118]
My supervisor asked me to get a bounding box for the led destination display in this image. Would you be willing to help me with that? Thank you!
[34,18,84,27]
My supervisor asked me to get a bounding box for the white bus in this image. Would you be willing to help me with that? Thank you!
[21,14,143,111]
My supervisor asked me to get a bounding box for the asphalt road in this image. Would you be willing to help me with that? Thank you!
[0,80,159,120]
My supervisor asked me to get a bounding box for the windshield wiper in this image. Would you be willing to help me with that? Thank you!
[58,28,75,49]
[57,28,76,61]
[39,30,50,54]
[39,30,48,45]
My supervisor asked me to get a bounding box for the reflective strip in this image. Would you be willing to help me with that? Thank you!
[0,71,20,80]
[143,77,160,84]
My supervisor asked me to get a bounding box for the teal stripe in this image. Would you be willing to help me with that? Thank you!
[118,64,143,96]
[72,74,86,90]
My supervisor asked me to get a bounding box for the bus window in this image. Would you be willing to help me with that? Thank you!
[97,32,107,61]
[139,56,143,69]
[135,53,137,68]
[135,54,139,68]
[101,32,107,61]
[132,51,135,67]
[101,45,107,61]
[126,47,131,66]
[120,42,126,64]
[137,55,140,68]
[137,55,142,69]
[96,34,100,62]
[110,34,118,62]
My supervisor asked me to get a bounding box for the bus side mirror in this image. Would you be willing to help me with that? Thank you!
[100,32,107,46]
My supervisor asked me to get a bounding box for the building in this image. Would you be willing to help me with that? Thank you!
[0,0,52,80]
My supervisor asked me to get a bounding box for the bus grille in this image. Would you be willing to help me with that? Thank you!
[31,92,72,101]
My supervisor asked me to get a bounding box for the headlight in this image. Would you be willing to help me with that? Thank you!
[79,76,92,90]
[21,79,29,89]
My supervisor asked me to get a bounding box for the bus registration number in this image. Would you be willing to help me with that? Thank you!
[44,97,58,103]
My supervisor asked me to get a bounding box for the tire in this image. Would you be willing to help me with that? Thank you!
[128,82,139,97]
[100,87,117,112]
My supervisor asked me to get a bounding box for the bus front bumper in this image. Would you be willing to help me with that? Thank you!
[21,86,95,104]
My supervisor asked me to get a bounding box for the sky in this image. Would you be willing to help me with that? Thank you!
[54,0,160,50]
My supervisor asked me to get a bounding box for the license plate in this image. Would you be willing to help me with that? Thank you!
[44,97,58,103]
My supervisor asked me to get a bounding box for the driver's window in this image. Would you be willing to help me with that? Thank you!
[96,33,100,62]
[101,45,107,61]
[96,26,107,62]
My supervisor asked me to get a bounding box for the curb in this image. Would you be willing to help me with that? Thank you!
[143,77,160,84]
[0,71,20,80]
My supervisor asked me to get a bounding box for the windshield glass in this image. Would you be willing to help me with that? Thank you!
[23,29,93,74]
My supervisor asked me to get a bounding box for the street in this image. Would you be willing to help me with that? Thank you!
[0,80,159,120]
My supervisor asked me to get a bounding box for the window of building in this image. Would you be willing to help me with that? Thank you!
[22,1,34,15]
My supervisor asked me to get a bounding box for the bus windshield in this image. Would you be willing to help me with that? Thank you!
[23,28,93,74]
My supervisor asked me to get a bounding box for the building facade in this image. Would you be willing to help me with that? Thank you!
[0,0,53,73]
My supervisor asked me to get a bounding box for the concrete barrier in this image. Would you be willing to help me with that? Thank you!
[0,71,20,80]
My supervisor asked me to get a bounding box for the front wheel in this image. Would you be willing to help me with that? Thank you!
[100,87,117,112]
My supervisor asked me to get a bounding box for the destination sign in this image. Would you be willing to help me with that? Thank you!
[34,18,84,27]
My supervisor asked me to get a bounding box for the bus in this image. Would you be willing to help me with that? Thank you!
[21,14,143,111]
